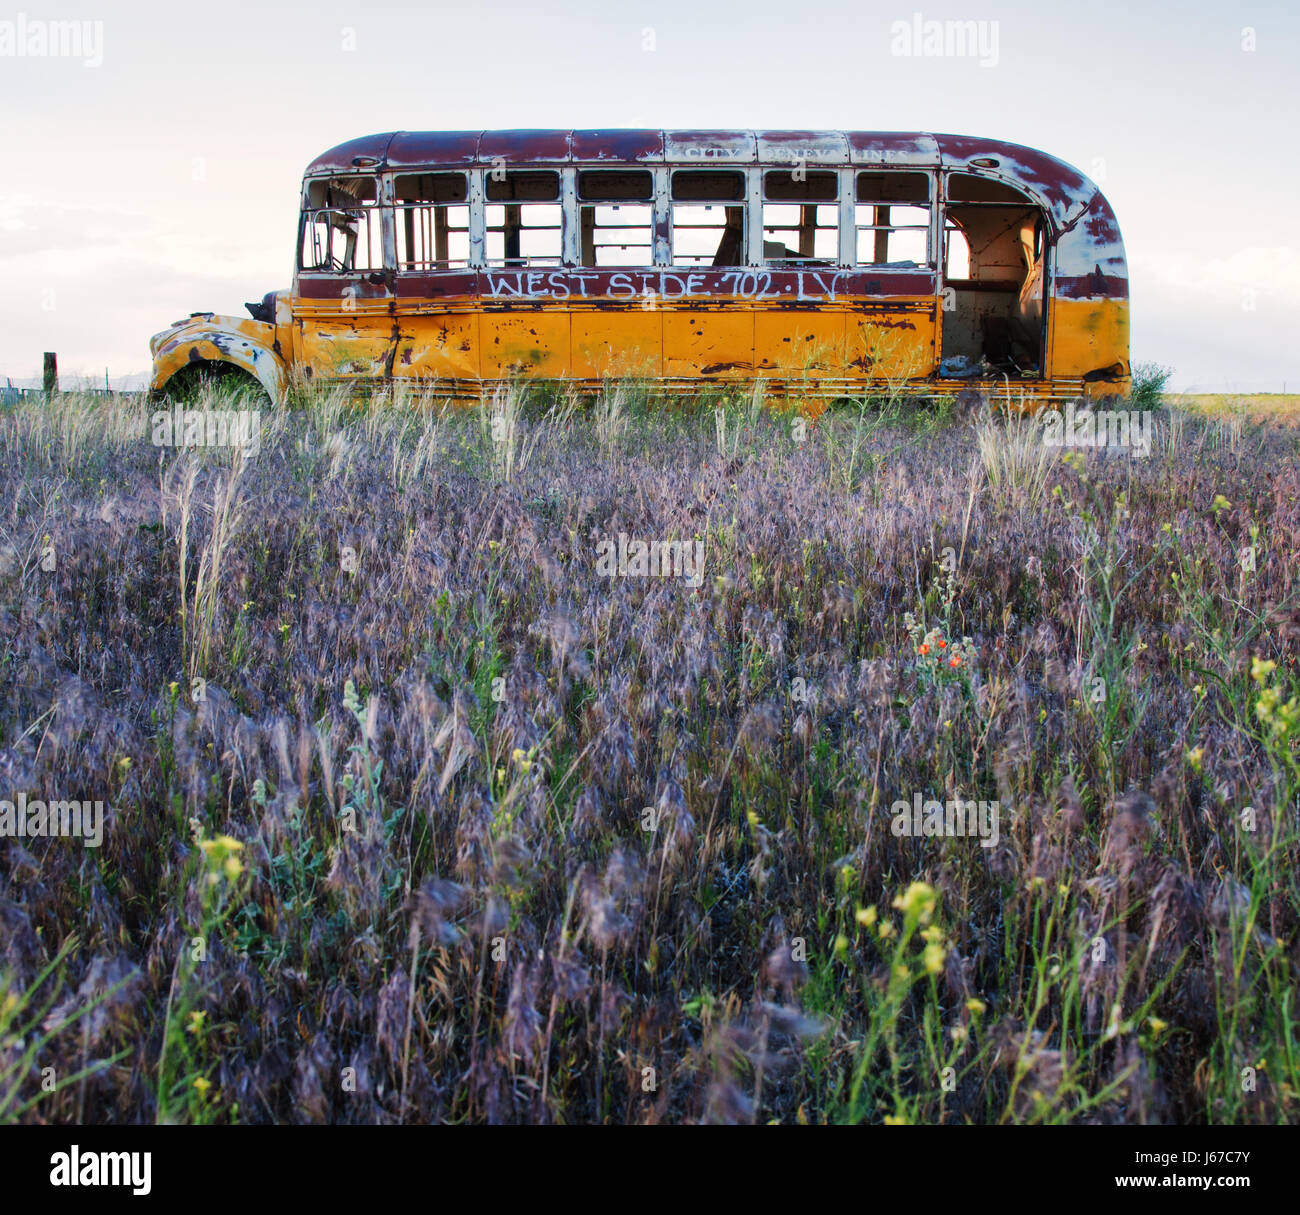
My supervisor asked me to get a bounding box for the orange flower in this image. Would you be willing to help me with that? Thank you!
[949,656,962,668]
[937,638,947,648]
[918,644,930,655]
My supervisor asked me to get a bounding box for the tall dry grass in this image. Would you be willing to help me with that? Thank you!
[0,383,1297,1124]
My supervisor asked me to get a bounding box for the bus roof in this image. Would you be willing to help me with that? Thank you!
[304,130,1101,226]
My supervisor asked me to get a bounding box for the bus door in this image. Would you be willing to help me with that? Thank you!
[939,173,1047,378]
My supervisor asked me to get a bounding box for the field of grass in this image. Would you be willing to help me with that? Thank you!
[1174,394,1300,427]
[1,383,1298,1124]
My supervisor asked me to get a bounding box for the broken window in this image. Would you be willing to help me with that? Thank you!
[762,170,837,264]
[942,174,1039,283]
[670,170,745,267]
[946,174,1033,204]
[485,170,562,267]
[395,172,469,271]
[854,171,930,266]
[577,169,653,267]
[299,176,383,272]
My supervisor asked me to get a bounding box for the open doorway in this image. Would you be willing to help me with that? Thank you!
[940,173,1045,377]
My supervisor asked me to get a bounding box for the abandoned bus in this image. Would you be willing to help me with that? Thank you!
[149,130,1130,404]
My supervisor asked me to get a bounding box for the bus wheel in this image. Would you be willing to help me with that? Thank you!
[161,361,270,408]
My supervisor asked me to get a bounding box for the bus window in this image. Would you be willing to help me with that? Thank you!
[485,170,562,267]
[945,223,971,278]
[299,176,383,273]
[577,169,653,267]
[670,170,745,267]
[854,171,930,267]
[395,172,469,271]
[762,170,837,263]
[946,174,1032,203]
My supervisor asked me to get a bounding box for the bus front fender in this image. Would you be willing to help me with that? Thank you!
[150,315,289,405]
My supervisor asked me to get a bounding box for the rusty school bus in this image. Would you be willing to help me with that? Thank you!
[149,130,1130,405]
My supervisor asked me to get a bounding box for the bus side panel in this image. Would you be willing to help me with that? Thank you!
[1047,298,1130,391]
[393,310,480,381]
[480,308,572,378]
[663,306,755,378]
[571,307,663,379]
[847,299,938,379]
[293,299,397,382]
[754,310,847,376]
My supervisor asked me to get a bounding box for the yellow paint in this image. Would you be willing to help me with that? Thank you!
[479,310,571,378]
[151,289,1128,405]
[570,308,662,379]
[663,307,755,378]
[754,311,846,376]
[149,314,289,403]
[848,300,937,379]
[1048,297,1130,396]
[293,300,395,382]
[395,309,479,380]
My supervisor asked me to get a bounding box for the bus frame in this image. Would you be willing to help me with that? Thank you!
[149,130,1130,406]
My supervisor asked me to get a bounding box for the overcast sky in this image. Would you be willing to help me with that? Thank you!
[1,0,1295,391]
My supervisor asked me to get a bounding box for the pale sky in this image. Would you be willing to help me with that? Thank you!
[1,0,1296,391]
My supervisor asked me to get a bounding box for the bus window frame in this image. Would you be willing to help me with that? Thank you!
[297,172,388,280]
[287,165,1037,282]
[760,168,840,267]
[482,168,565,269]
[575,168,656,269]
[668,167,752,269]
[937,169,1053,286]
[852,169,936,270]
[392,170,472,272]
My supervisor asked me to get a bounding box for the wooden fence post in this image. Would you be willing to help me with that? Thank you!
[43,352,58,396]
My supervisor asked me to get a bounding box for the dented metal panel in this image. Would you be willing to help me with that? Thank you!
[293,299,398,383]
[1053,191,1129,295]
[149,315,290,403]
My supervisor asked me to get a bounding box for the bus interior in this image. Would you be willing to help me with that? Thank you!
[940,172,1046,376]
